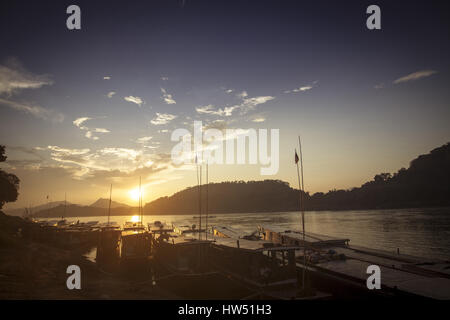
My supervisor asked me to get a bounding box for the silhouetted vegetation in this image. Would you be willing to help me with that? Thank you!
[13,142,450,217]
[145,142,450,214]
[307,142,450,210]
[0,145,20,209]
[145,180,303,214]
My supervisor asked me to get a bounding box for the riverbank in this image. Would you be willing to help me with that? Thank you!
[0,212,175,299]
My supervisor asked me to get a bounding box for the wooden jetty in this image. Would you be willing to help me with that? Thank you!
[209,225,330,299]
[259,225,450,300]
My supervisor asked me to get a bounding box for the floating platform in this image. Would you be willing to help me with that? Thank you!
[259,224,450,300]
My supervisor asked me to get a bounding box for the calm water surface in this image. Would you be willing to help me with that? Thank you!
[74,207,450,260]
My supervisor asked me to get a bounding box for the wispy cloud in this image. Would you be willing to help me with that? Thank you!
[237,91,248,98]
[73,117,110,140]
[124,96,144,107]
[374,83,385,89]
[136,136,153,144]
[393,70,437,84]
[251,117,266,123]
[0,98,64,122]
[196,94,274,117]
[0,59,53,96]
[107,91,116,98]
[284,81,318,94]
[161,88,176,104]
[73,117,91,129]
[196,104,236,117]
[150,113,177,125]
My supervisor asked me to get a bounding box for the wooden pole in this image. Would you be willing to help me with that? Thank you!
[139,176,142,224]
[63,192,66,220]
[206,162,209,241]
[108,184,112,226]
[199,164,202,240]
[295,149,304,289]
[298,136,307,290]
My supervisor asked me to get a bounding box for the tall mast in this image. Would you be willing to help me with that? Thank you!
[63,192,67,220]
[139,176,142,224]
[141,178,144,225]
[205,162,209,241]
[199,163,202,240]
[108,184,112,226]
[196,154,202,240]
[298,135,307,289]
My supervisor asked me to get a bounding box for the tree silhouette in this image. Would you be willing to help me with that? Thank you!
[0,145,20,209]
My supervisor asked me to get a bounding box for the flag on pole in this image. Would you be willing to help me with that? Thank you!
[295,150,299,164]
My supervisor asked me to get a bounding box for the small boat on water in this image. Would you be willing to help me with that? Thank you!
[150,222,255,299]
[96,224,121,267]
[152,223,211,274]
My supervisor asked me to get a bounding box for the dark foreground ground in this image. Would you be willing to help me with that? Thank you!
[0,212,177,299]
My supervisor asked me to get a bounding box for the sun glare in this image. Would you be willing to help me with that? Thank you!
[128,188,143,202]
[130,215,140,223]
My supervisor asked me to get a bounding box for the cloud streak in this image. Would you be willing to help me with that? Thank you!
[124,95,144,107]
[0,98,64,122]
[150,113,177,125]
[0,60,53,96]
[161,88,176,104]
[284,81,318,93]
[73,117,110,140]
[196,94,274,117]
[393,70,437,84]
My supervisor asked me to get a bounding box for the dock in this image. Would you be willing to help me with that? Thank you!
[259,225,450,300]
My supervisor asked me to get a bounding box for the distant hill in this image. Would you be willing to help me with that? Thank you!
[90,198,130,209]
[144,180,302,215]
[35,204,137,218]
[307,142,450,210]
[144,142,450,214]
[12,142,450,217]
[6,201,72,217]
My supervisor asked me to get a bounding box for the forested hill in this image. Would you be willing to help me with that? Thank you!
[21,142,450,217]
[145,142,450,214]
[144,180,302,214]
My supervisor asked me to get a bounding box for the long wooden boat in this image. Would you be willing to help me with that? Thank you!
[209,225,329,299]
[119,221,152,274]
[258,225,450,300]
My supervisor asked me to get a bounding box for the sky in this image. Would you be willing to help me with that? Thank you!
[1,0,449,209]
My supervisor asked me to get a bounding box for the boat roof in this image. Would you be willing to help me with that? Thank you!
[259,224,350,246]
[212,225,246,238]
[211,235,301,252]
[148,221,173,233]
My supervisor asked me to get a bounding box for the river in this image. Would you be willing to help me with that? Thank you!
[72,207,450,260]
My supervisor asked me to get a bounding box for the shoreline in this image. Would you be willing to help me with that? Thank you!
[0,212,176,300]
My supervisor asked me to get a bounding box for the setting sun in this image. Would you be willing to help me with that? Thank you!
[128,188,143,202]
[130,215,141,223]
